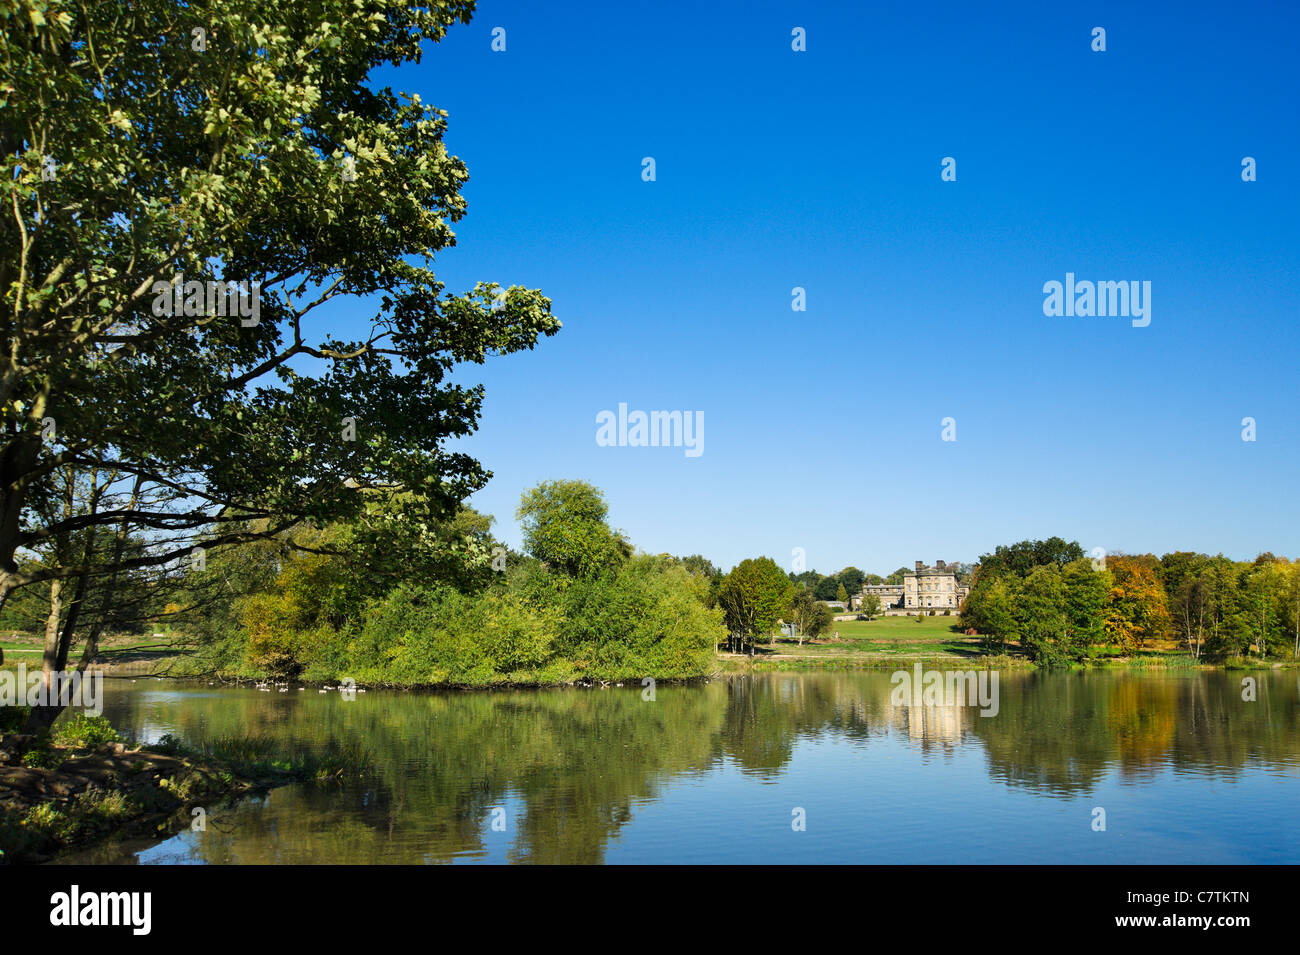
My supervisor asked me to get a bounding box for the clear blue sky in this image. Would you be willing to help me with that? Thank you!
[335,0,1299,575]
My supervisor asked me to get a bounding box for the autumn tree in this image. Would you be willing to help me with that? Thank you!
[1104,556,1172,652]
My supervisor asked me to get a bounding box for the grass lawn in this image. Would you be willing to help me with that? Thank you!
[721,616,1234,671]
[732,614,994,663]
[0,631,183,669]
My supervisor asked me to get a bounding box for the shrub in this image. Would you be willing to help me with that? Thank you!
[22,746,66,769]
[555,556,723,680]
[362,583,562,685]
[52,714,120,748]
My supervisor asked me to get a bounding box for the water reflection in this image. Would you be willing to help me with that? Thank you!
[57,670,1300,864]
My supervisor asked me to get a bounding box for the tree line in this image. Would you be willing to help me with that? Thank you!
[959,537,1300,665]
[168,480,724,685]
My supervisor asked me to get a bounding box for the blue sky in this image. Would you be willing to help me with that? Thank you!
[328,0,1299,575]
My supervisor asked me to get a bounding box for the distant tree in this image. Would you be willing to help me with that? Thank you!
[837,566,865,596]
[808,602,833,641]
[976,538,1086,581]
[718,557,794,654]
[962,537,1086,642]
[885,567,909,584]
[976,577,1017,653]
[1104,556,1171,651]
[677,554,719,578]
[813,575,839,601]
[835,582,848,603]
[788,589,832,646]
[947,561,974,583]
[1013,564,1071,665]
[1062,558,1109,651]
[1161,552,1211,657]
[788,570,821,590]
[1240,557,1291,658]
[517,480,628,577]
[1201,556,1251,660]
[677,554,723,608]
[860,594,882,620]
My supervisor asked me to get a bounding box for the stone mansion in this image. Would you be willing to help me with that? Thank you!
[849,560,970,614]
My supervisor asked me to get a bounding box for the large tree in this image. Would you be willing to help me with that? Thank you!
[1103,556,1171,652]
[516,480,629,578]
[2,0,558,726]
[717,557,793,654]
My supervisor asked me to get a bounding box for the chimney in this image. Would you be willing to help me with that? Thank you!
[914,560,923,572]
[935,559,946,570]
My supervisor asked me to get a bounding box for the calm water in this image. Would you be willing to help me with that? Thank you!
[57,670,1300,864]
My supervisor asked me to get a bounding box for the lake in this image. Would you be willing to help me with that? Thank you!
[55,669,1300,864]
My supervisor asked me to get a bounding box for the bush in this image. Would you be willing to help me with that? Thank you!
[332,555,722,685]
[355,583,562,685]
[555,556,722,680]
[52,714,120,748]
[22,746,66,769]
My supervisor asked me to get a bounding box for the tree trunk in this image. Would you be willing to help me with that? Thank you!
[0,434,40,575]
[25,578,65,732]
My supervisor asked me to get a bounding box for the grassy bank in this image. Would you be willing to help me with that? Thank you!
[0,712,369,864]
[719,616,1297,671]
[1,630,191,679]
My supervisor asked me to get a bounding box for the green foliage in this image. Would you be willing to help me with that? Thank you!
[22,790,132,845]
[0,0,558,722]
[183,482,724,686]
[836,567,865,596]
[555,556,723,679]
[788,588,833,641]
[366,583,563,684]
[52,714,120,748]
[978,538,1087,580]
[22,746,66,769]
[718,557,794,652]
[962,539,1300,666]
[976,576,1017,652]
[517,480,629,577]
[339,556,721,685]
[1063,558,1109,648]
[963,546,1110,665]
[813,576,840,601]
[1013,564,1073,666]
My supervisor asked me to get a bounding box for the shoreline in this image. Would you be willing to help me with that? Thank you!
[0,726,369,865]
[0,739,277,864]
[5,647,1294,700]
